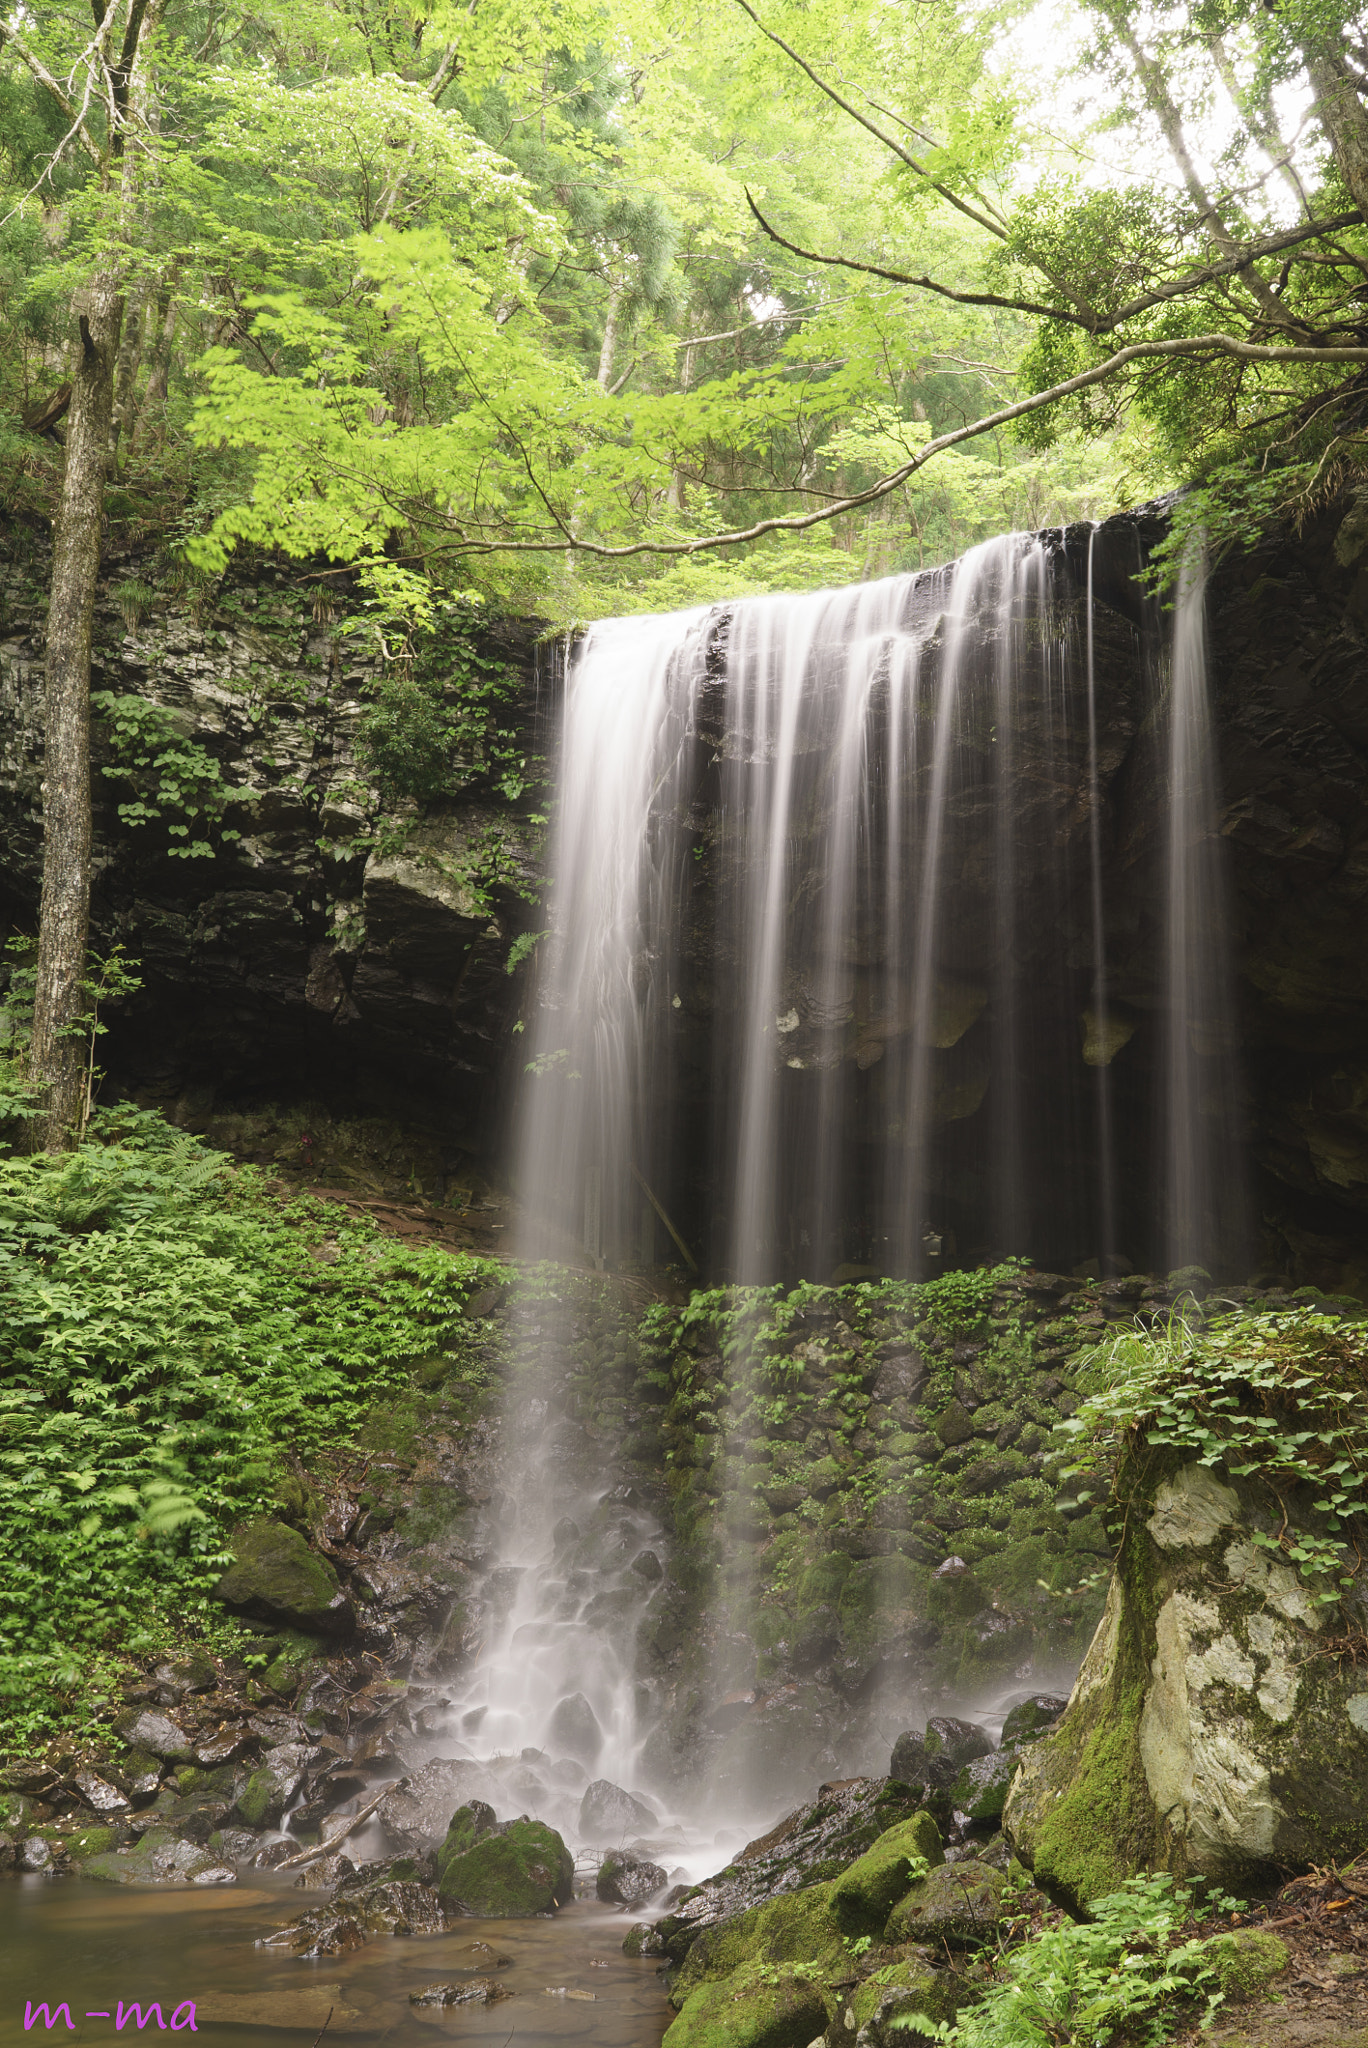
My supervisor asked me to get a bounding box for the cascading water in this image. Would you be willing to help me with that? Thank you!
[1163,538,1250,1276]
[414,520,1250,1872]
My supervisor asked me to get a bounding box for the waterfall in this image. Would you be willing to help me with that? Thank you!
[421,519,1250,1862]
[517,530,1183,1282]
[1163,538,1249,1275]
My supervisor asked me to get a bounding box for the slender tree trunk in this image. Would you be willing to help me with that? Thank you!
[1304,42,1368,220]
[596,284,620,390]
[31,270,124,1150]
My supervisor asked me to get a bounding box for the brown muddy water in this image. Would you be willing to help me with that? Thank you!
[0,1878,672,2047]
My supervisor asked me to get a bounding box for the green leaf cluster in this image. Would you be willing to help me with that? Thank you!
[897,1871,1238,2047]
[0,1104,502,1741]
[93,692,242,858]
[1062,1307,1368,1599]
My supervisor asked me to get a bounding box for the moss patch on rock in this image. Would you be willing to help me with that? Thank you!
[434,1807,573,1916]
[671,1882,844,2007]
[664,1961,830,2048]
[1197,1929,1291,2001]
[214,1517,354,1636]
[883,1860,1005,1947]
[828,1811,944,1936]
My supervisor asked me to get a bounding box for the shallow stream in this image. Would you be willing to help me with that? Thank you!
[0,1878,671,2048]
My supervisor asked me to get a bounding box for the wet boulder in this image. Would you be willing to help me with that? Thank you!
[884,1858,1005,1946]
[664,1960,829,2048]
[597,1850,667,1907]
[828,1811,944,1937]
[578,1778,658,1843]
[378,1758,500,1854]
[548,1692,603,1763]
[260,1878,451,1957]
[668,1882,844,2009]
[1005,1457,1368,1910]
[925,1717,993,1771]
[999,1694,1068,1746]
[410,1981,512,2007]
[213,1517,354,1636]
[435,1803,574,1916]
[948,1747,1020,1826]
[112,1710,194,1761]
[80,1829,236,1886]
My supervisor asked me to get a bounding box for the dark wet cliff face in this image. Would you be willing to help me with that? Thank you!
[1,498,1367,1288]
[0,538,549,1195]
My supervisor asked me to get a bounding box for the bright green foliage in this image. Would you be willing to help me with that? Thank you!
[0,1104,502,1743]
[1062,1308,1368,1599]
[93,693,241,857]
[354,597,533,807]
[896,1873,1236,2046]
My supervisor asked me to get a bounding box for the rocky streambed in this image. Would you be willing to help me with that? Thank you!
[5,1261,1368,2048]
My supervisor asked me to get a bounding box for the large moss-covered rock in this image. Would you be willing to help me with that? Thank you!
[1004,1458,1368,1910]
[434,1803,573,1916]
[883,1859,1004,1947]
[664,1961,830,2048]
[828,1812,944,1935]
[949,1747,1020,1825]
[670,1882,844,2008]
[214,1517,354,1635]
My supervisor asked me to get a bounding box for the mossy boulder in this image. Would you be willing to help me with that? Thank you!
[671,1882,844,2007]
[664,1961,830,2048]
[80,1830,235,1885]
[883,1860,1005,1947]
[948,1747,1020,1824]
[1195,1929,1290,2001]
[232,1766,287,1829]
[828,1812,943,1935]
[434,1804,573,1916]
[841,1958,966,2044]
[66,1826,119,1861]
[1005,1457,1368,1909]
[214,1517,354,1636]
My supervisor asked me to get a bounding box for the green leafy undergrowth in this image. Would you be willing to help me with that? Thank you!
[1062,1308,1368,1602]
[0,1105,503,1745]
[899,1872,1240,2047]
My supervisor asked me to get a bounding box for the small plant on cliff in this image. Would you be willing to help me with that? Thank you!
[93,693,242,859]
[355,597,536,810]
[1062,1308,1368,1602]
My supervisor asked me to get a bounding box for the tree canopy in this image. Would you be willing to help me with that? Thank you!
[3,0,1367,623]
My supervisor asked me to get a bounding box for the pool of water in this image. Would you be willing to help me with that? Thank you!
[0,1877,672,2048]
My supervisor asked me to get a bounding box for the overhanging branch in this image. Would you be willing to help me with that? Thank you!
[747,193,1367,338]
[450,329,1368,559]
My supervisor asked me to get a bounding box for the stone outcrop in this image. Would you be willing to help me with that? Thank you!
[1004,1457,1368,1908]
[434,1801,575,1915]
[0,537,544,1181]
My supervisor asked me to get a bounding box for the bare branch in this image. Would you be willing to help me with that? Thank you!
[0,17,104,165]
[747,191,1364,338]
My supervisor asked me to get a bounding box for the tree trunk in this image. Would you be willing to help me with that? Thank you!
[596,284,620,390]
[1304,41,1368,221]
[31,270,123,1151]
